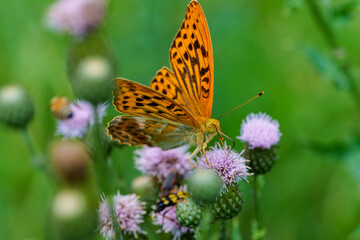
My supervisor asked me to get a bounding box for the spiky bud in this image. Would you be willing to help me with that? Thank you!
[0,85,34,128]
[211,183,244,220]
[176,198,203,228]
[244,144,278,175]
[186,169,222,203]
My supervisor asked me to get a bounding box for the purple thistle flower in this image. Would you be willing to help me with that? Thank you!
[46,0,105,37]
[113,192,146,237]
[135,146,192,180]
[237,112,281,149]
[197,143,250,185]
[56,100,106,138]
[99,196,115,240]
[153,206,191,240]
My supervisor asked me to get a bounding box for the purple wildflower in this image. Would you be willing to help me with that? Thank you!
[135,146,191,180]
[46,0,105,37]
[56,100,106,138]
[153,206,191,240]
[237,112,281,149]
[197,143,250,185]
[99,196,115,240]
[113,192,146,237]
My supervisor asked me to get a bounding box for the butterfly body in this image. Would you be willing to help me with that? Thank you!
[107,1,219,166]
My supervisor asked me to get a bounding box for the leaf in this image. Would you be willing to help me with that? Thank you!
[305,46,349,90]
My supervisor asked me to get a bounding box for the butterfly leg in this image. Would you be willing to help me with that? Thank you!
[188,146,201,169]
[202,143,210,167]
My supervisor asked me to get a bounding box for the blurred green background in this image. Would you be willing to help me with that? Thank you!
[1,0,360,239]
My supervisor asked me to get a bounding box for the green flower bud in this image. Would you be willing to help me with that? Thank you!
[0,85,34,128]
[176,198,203,228]
[244,144,278,175]
[211,183,244,220]
[51,188,97,240]
[186,169,222,203]
[67,32,115,104]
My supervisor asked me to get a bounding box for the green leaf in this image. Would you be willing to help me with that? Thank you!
[305,47,349,90]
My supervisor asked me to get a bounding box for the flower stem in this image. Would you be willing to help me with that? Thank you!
[220,220,230,240]
[305,0,360,106]
[251,175,266,240]
[20,127,51,177]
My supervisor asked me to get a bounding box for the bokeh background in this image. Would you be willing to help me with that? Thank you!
[1,0,360,239]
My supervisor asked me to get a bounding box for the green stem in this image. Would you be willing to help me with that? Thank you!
[21,127,51,177]
[305,0,360,106]
[89,105,114,194]
[220,220,231,240]
[252,175,265,240]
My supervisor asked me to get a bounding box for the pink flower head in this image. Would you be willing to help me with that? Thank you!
[46,0,105,36]
[135,146,192,180]
[98,196,115,240]
[153,206,191,240]
[56,100,106,138]
[113,192,146,237]
[237,112,281,149]
[197,143,250,185]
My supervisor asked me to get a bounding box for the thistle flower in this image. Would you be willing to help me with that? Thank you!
[197,143,250,185]
[153,206,191,240]
[56,100,106,138]
[135,146,191,180]
[98,197,115,240]
[238,112,281,174]
[237,112,281,149]
[113,192,147,237]
[46,0,105,37]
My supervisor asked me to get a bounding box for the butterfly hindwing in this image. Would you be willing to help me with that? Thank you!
[169,1,214,119]
[107,115,195,149]
[113,79,200,130]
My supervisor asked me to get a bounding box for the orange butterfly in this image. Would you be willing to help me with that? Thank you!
[107,1,223,168]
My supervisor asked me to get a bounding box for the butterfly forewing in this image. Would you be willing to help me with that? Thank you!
[107,116,195,149]
[169,1,214,120]
[113,79,200,130]
[150,67,203,117]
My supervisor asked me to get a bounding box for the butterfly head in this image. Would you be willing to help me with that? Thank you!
[205,119,221,134]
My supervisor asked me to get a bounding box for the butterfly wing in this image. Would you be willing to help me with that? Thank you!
[168,1,214,119]
[150,67,203,118]
[107,115,195,149]
[112,78,200,130]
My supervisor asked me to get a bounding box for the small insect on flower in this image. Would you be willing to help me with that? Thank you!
[50,96,73,120]
[152,170,190,219]
[152,190,190,219]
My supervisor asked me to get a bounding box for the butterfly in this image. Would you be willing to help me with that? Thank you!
[107,1,224,168]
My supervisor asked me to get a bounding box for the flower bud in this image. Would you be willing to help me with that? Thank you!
[186,169,222,203]
[211,183,244,220]
[51,188,97,240]
[51,140,90,183]
[0,85,34,128]
[67,33,115,104]
[176,198,203,228]
[244,144,278,175]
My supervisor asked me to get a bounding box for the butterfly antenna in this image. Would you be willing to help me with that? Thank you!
[220,131,235,150]
[217,91,264,120]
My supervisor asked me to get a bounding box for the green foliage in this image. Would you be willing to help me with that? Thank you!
[1,0,360,239]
